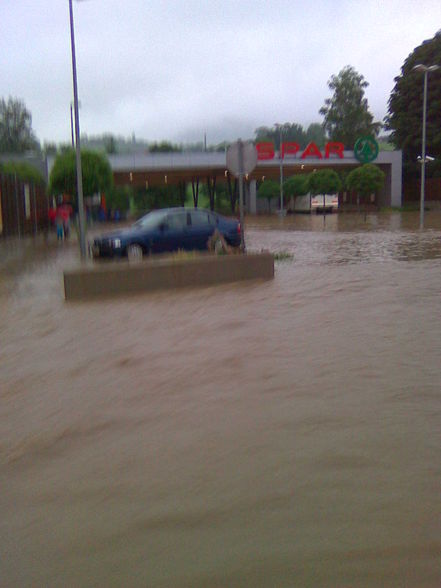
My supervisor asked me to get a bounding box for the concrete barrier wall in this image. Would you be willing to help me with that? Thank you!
[64,253,274,300]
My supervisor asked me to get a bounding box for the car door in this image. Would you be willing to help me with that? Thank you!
[188,209,215,250]
[165,210,189,251]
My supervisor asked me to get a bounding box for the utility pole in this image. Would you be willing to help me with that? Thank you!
[69,0,87,258]
[412,63,440,229]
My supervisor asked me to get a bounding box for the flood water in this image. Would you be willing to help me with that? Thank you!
[1,211,440,587]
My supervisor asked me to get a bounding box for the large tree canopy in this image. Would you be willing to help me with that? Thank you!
[49,149,113,207]
[131,185,182,213]
[257,179,279,212]
[346,164,385,196]
[319,66,381,148]
[254,122,326,150]
[284,175,309,198]
[307,169,342,195]
[255,123,306,149]
[0,97,39,153]
[385,31,441,168]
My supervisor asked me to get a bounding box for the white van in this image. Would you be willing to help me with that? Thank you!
[293,193,339,213]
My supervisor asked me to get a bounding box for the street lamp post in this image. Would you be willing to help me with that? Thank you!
[412,63,440,230]
[70,103,74,148]
[275,124,284,215]
[68,0,87,259]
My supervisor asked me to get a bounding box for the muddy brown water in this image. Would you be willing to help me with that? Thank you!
[1,212,440,587]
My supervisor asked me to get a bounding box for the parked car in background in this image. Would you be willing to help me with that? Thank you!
[91,208,241,260]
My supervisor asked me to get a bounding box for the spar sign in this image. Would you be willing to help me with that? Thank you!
[256,141,345,160]
[256,138,379,162]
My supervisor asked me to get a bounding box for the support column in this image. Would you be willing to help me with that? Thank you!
[191,178,199,208]
[249,179,257,214]
[206,175,216,211]
[390,150,402,208]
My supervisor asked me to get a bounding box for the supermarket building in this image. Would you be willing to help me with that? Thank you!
[106,142,402,212]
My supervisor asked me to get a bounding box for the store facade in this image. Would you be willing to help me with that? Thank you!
[108,141,402,213]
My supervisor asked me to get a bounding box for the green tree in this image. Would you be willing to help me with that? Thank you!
[149,141,182,153]
[305,123,327,148]
[49,149,113,207]
[0,97,39,153]
[105,185,132,214]
[213,181,231,214]
[257,180,279,213]
[43,142,58,156]
[284,174,309,209]
[105,135,117,154]
[255,123,306,149]
[307,169,342,195]
[346,164,385,204]
[132,184,181,214]
[319,66,381,148]
[385,31,441,176]
[307,169,342,217]
[0,160,45,184]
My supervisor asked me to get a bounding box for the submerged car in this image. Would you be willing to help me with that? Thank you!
[91,207,241,260]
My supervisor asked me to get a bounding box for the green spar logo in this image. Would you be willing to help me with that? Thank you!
[354,136,379,163]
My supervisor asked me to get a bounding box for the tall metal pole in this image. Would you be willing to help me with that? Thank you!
[69,0,87,259]
[413,63,440,230]
[419,70,428,230]
[14,173,21,239]
[32,184,38,235]
[70,103,75,148]
[279,126,284,214]
[238,139,245,251]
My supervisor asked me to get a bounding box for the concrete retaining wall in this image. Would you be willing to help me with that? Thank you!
[64,253,274,300]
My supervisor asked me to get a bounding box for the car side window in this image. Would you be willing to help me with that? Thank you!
[167,212,187,230]
[190,210,213,226]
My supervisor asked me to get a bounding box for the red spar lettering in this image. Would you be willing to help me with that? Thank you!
[325,142,344,159]
[256,142,275,160]
[256,141,346,160]
[281,142,300,159]
[301,142,323,159]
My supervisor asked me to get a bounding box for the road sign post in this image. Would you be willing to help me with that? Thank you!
[226,141,257,252]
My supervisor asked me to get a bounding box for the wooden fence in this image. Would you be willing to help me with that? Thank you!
[403,178,441,202]
[0,173,49,237]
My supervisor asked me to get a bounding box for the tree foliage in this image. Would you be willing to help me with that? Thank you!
[105,185,132,212]
[319,66,381,148]
[307,169,342,195]
[149,141,182,153]
[255,123,306,149]
[254,122,326,149]
[257,179,280,212]
[43,142,58,156]
[305,123,326,148]
[132,185,182,213]
[0,97,39,153]
[213,182,231,214]
[0,160,45,184]
[385,30,441,172]
[105,135,117,154]
[49,149,113,206]
[284,175,309,198]
[346,164,385,196]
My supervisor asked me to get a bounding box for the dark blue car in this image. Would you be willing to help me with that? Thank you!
[91,208,241,260]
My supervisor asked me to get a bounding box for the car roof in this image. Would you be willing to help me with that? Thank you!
[161,207,217,216]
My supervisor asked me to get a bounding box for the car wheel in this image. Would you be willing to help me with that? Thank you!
[127,243,143,262]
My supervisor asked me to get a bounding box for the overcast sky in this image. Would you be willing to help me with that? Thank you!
[1,0,440,146]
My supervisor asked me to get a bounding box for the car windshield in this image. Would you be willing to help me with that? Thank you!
[133,210,167,230]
